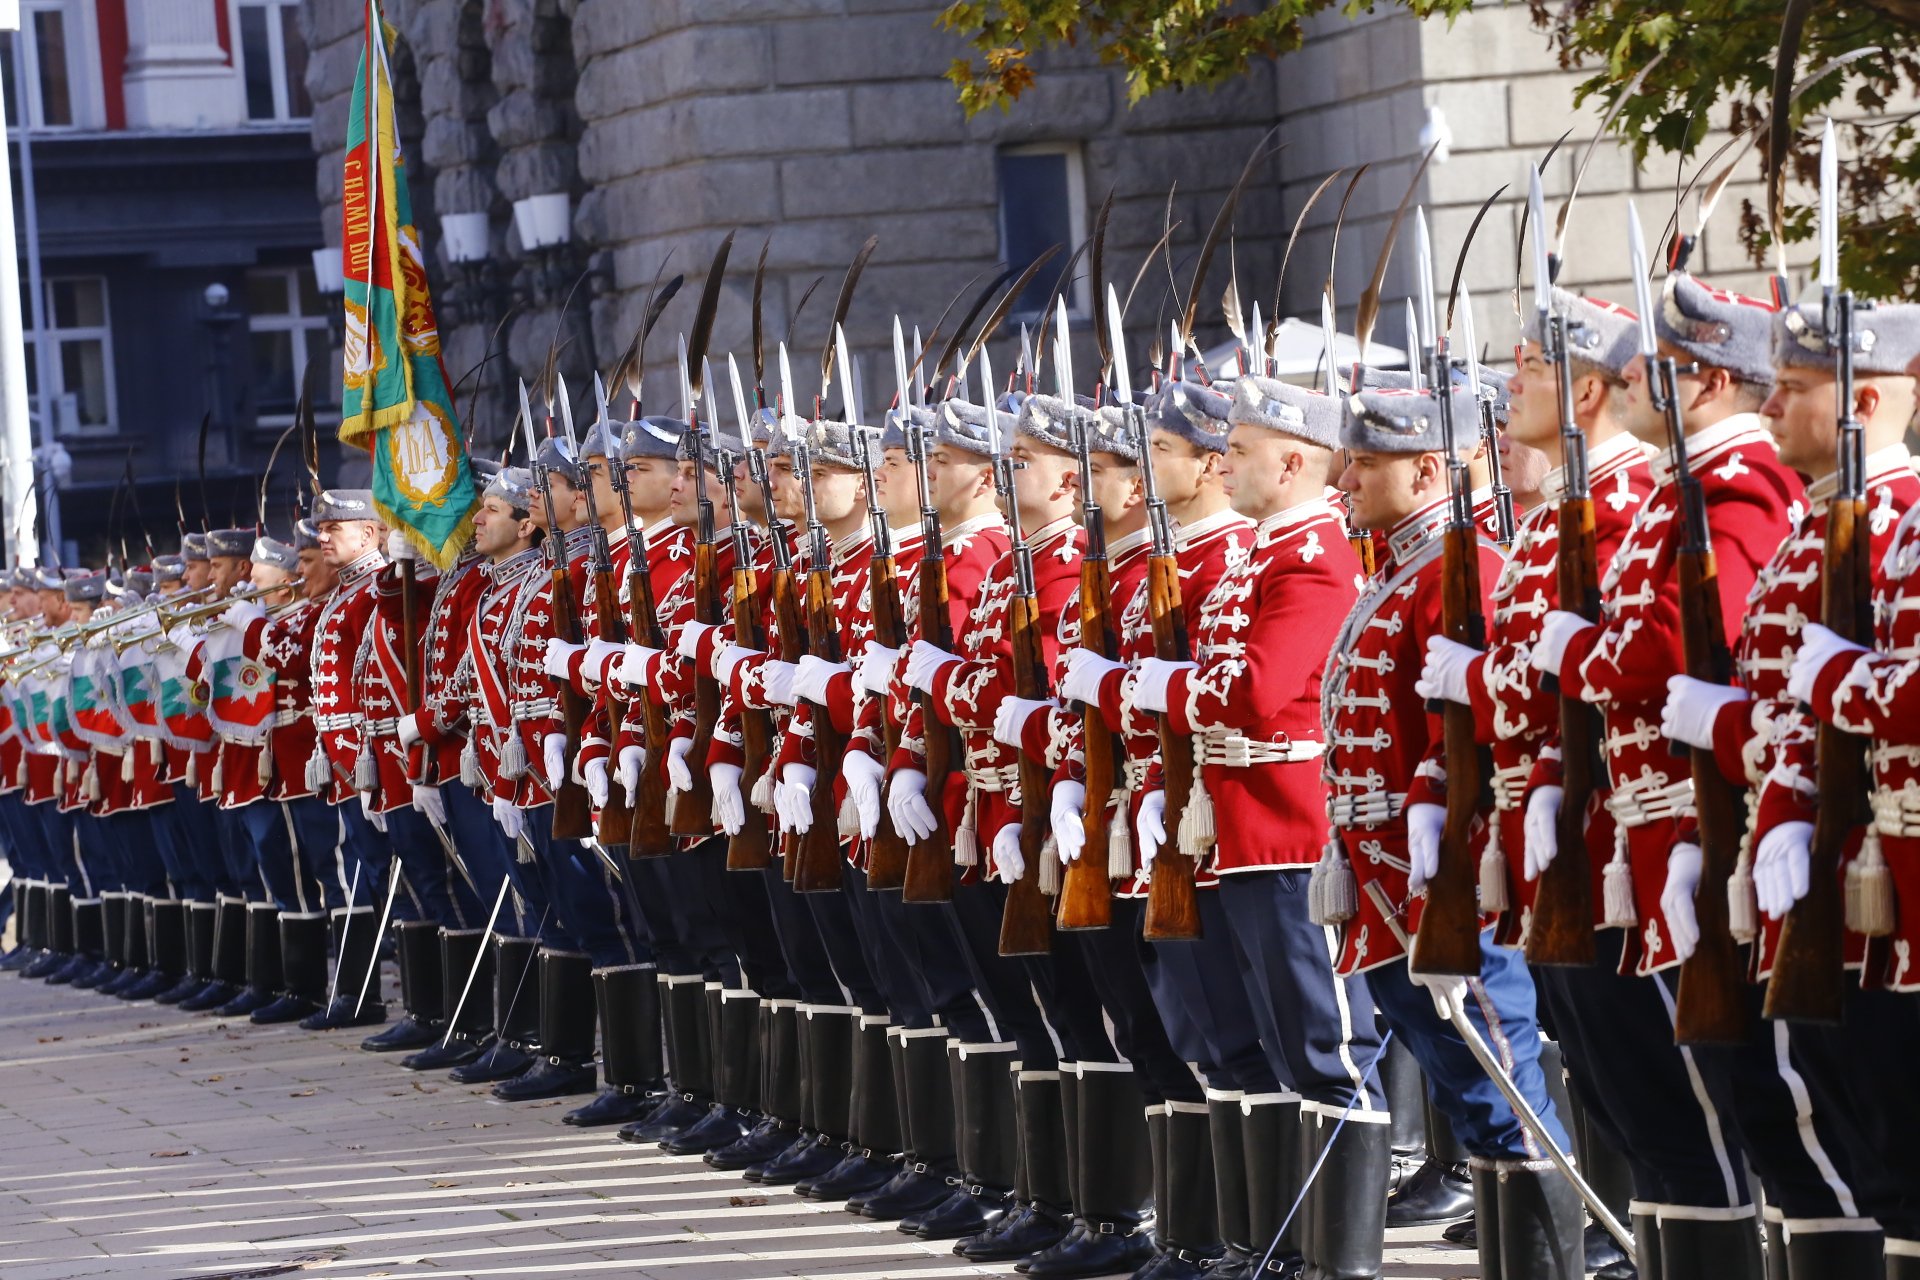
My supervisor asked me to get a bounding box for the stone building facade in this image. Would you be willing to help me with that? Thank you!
[295,0,1795,447]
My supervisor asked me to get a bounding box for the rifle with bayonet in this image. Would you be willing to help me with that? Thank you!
[900,381,960,904]
[527,377,595,840]
[986,351,1054,957]
[767,344,813,879]
[1767,122,1862,1025]
[1628,217,1746,1045]
[671,336,721,836]
[607,379,675,859]
[857,323,914,889]
[570,375,635,846]
[1059,296,1122,932]
[721,356,776,871]
[1408,209,1489,978]
[1527,169,1601,968]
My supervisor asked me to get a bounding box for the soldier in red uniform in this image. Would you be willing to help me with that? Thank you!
[1322,381,1579,1279]
[0,568,54,973]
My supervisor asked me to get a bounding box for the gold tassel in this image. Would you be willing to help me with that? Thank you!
[352,744,377,792]
[1309,843,1356,925]
[499,726,528,781]
[1038,835,1060,896]
[460,742,483,788]
[1727,845,1758,945]
[1847,830,1895,938]
[1478,819,1509,915]
[1602,829,1637,929]
[1107,789,1133,880]
[1178,766,1216,858]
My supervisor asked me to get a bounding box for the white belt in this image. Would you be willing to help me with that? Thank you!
[1491,763,1532,812]
[271,708,306,728]
[1196,731,1325,768]
[1870,783,1920,838]
[965,763,1019,792]
[363,717,399,737]
[1605,776,1693,828]
[313,713,358,733]
[510,698,557,720]
[1330,789,1406,829]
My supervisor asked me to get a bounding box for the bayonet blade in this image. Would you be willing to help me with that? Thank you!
[1248,300,1266,378]
[1106,285,1131,404]
[778,342,799,438]
[836,324,859,425]
[677,335,694,423]
[1528,165,1552,321]
[556,372,580,453]
[892,317,911,423]
[1819,117,1839,291]
[1458,284,1482,403]
[1320,293,1340,395]
[516,379,536,460]
[728,354,752,442]
[1626,201,1658,358]
[982,349,1002,457]
[1406,300,1424,390]
[1413,208,1439,353]
[701,358,718,441]
[1054,296,1075,404]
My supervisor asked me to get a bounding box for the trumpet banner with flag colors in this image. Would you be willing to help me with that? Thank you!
[337,0,475,569]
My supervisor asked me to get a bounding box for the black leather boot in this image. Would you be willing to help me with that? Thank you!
[53,897,108,987]
[449,935,538,1082]
[1781,1221,1882,1280]
[1887,1240,1920,1280]
[622,975,717,1144]
[564,962,663,1125]
[1203,1091,1255,1280]
[103,894,153,996]
[856,1027,959,1220]
[492,949,596,1100]
[1600,1202,1659,1280]
[254,911,329,1024]
[756,1005,855,1184]
[299,906,387,1030]
[183,896,249,1010]
[711,998,800,1170]
[216,904,284,1017]
[89,892,131,992]
[155,900,213,1001]
[118,898,179,1000]
[6,882,45,972]
[401,926,493,1067]
[1489,1159,1585,1280]
[800,1013,899,1201]
[955,1054,1058,1257]
[1137,1100,1220,1279]
[1387,1092,1471,1227]
[1304,1105,1391,1280]
[665,986,759,1154]
[1659,1207,1763,1280]
[362,921,443,1051]
[1381,1033,1427,1198]
[1023,1063,1156,1278]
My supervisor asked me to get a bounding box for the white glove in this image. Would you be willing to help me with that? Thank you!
[584,637,623,685]
[491,795,524,839]
[1523,785,1563,882]
[1788,622,1868,706]
[395,712,422,750]
[792,654,849,706]
[1130,656,1196,714]
[665,737,694,793]
[1411,967,1469,1021]
[410,784,446,827]
[990,823,1024,885]
[1416,635,1482,707]
[888,768,938,844]
[776,763,817,833]
[1530,610,1594,678]
[1406,802,1446,894]
[1051,779,1087,864]
[675,620,716,662]
[543,637,585,680]
[1661,842,1704,962]
[711,761,746,836]
[220,598,267,630]
[992,696,1053,749]
[842,750,885,840]
[1754,821,1813,920]
[619,643,661,690]
[386,530,415,561]
[1661,674,1747,751]
[759,659,799,706]
[1136,789,1167,877]
[542,734,568,792]
[902,639,962,693]
[583,757,609,809]
[617,744,645,805]
[858,641,900,695]
[1060,647,1127,708]
[715,643,758,687]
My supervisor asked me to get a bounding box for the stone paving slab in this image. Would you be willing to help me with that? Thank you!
[0,971,1480,1279]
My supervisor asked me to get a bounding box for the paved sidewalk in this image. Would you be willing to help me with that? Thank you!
[0,972,1478,1280]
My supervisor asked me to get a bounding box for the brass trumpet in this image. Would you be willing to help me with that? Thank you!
[157,579,304,630]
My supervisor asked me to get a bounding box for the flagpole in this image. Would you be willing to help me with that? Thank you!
[0,4,41,567]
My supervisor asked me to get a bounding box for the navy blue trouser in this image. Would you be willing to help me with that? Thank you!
[212,806,263,900]
[146,802,199,899]
[383,803,474,927]
[440,782,521,928]
[1533,930,1748,1207]
[1368,930,1568,1161]
[0,792,48,880]
[238,801,325,913]
[760,862,853,1006]
[1072,897,1203,1104]
[337,799,390,910]
[841,863,931,1025]
[522,805,643,970]
[72,812,120,891]
[1216,869,1382,1107]
[1794,987,1920,1242]
[282,795,346,910]
[168,784,235,898]
[1145,889,1282,1094]
[939,880,1097,1067]
[102,811,169,897]
[801,863,886,1015]
[35,802,81,894]
[871,883,994,1040]
[653,840,749,986]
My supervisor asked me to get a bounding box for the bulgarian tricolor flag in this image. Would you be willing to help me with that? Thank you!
[337,0,475,569]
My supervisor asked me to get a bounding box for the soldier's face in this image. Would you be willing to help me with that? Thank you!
[69,601,93,625]
[183,559,212,590]
[768,456,805,524]
[1085,453,1141,517]
[316,519,380,567]
[473,495,534,558]
[877,448,917,522]
[668,462,722,527]
[1145,429,1213,508]
[927,447,991,522]
[11,587,39,618]
[535,475,585,531]
[1010,439,1074,520]
[1337,449,1439,531]
[584,457,620,523]
[1506,341,1560,449]
[250,563,293,605]
[297,547,335,599]
[210,555,246,593]
[623,456,675,517]
[37,589,67,625]
[810,464,867,527]
[1222,425,1297,519]
[1760,367,1839,478]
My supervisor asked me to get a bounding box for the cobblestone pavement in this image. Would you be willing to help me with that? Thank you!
[0,972,1478,1280]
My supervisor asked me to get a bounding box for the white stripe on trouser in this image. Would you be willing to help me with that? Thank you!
[332,808,351,906]
[1770,1021,1858,1217]
[71,824,92,897]
[969,989,1001,1043]
[1025,979,1065,1064]
[1651,978,1744,1208]
[282,804,309,914]
[1464,973,1540,1160]
[1321,923,1368,1106]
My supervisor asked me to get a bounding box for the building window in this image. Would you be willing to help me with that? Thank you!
[996,143,1089,321]
[235,0,313,122]
[247,266,329,422]
[23,277,115,436]
[0,2,83,130]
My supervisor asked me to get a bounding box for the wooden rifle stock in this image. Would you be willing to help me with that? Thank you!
[1671,543,1748,1044]
[1057,555,1121,930]
[768,559,808,880]
[670,538,720,836]
[1528,491,1601,966]
[902,551,961,903]
[1143,550,1201,942]
[726,558,776,871]
[624,558,676,858]
[1765,492,1867,1023]
[548,558,595,841]
[998,587,1055,956]
[793,556,852,895]
[1410,520,1488,976]
[590,562,635,846]
[863,548,912,890]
